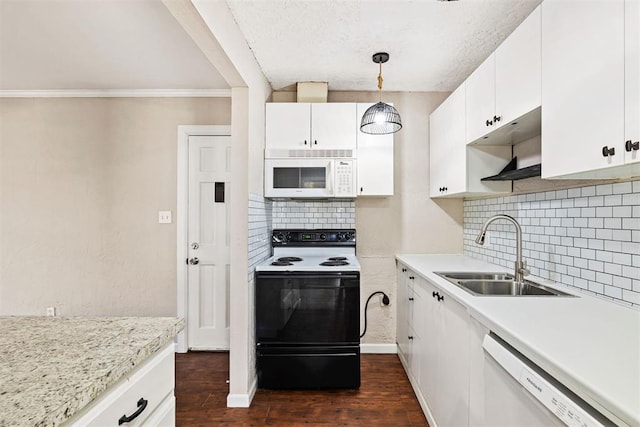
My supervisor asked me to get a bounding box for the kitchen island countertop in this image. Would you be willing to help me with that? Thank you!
[396,253,640,427]
[0,316,184,427]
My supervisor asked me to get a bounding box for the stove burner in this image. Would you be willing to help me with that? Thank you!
[328,256,347,261]
[271,261,293,266]
[277,257,303,262]
[320,260,349,267]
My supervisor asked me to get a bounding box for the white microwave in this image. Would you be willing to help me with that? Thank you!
[264,158,356,198]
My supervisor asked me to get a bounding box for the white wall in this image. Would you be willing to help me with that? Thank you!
[189,0,272,406]
[0,97,231,316]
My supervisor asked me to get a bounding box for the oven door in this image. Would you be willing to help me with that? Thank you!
[255,271,360,345]
[264,158,333,198]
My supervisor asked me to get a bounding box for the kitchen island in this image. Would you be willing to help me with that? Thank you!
[0,316,184,427]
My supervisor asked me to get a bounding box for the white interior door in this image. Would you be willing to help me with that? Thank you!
[187,135,231,350]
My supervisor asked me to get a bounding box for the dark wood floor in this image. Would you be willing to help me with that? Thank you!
[175,352,428,426]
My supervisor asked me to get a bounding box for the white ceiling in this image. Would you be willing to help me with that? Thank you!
[0,0,542,94]
[0,0,228,91]
[226,0,543,92]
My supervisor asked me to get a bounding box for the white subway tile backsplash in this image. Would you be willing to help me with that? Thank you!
[248,194,273,271]
[581,186,596,197]
[624,218,640,230]
[464,179,640,308]
[604,285,622,299]
[612,229,632,242]
[588,280,603,293]
[613,182,632,194]
[272,199,355,229]
[623,193,640,205]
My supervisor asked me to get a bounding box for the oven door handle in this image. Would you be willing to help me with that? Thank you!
[257,274,360,281]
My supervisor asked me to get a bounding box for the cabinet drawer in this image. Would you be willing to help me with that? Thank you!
[67,343,175,426]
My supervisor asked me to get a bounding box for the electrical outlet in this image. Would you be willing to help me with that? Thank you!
[46,306,56,317]
[381,293,391,307]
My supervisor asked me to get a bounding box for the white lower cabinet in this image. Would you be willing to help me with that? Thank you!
[66,343,176,426]
[396,263,470,427]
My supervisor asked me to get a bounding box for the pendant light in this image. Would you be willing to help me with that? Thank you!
[360,52,402,135]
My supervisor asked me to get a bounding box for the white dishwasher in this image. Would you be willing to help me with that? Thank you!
[482,333,613,427]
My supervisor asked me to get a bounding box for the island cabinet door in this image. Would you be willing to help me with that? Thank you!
[67,343,175,427]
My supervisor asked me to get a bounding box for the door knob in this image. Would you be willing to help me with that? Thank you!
[189,257,200,265]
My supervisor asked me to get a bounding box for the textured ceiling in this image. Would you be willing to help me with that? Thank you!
[0,0,228,91]
[226,0,542,92]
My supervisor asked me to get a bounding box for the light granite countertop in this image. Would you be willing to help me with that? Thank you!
[0,316,184,427]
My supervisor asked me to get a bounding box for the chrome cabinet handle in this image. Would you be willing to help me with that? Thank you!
[189,257,200,265]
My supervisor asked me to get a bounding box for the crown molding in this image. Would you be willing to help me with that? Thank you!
[0,89,232,98]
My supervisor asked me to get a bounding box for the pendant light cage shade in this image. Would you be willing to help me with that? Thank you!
[360,101,402,135]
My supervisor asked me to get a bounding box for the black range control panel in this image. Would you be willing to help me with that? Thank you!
[272,229,356,246]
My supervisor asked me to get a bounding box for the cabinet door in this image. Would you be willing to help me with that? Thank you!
[357,103,394,196]
[396,265,411,364]
[465,55,496,143]
[495,5,541,127]
[541,0,625,178]
[311,103,357,150]
[625,0,640,165]
[429,85,467,197]
[419,279,441,412]
[409,277,425,383]
[265,103,311,150]
[437,295,470,427]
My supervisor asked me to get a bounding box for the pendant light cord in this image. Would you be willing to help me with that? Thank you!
[377,62,384,102]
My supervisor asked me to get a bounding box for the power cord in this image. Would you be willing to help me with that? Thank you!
[360,291,390,338]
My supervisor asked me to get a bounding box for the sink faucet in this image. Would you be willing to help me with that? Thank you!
[475,214,530,283]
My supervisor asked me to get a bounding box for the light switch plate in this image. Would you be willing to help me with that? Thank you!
[158,211,172,224]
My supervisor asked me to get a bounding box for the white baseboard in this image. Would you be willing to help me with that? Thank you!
[226,377,257,408]
[360,343,398,354]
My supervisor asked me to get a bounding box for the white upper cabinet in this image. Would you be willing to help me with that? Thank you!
[265,103,311,150]
[625,0,640,166]
[430,85,468,197]
[356,103,394,196]
[265,103,357,151]
[466,6,541,145]
[430,84,512,198]
[465,55,497,144]
[494,5,541,128]
[541,0,640,179]
[312,103,357,150]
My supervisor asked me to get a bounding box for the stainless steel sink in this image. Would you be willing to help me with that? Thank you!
[435,272,574,297]
[437,272,514,281]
